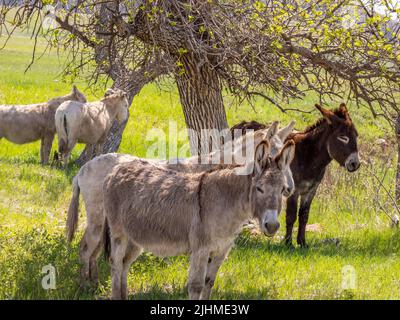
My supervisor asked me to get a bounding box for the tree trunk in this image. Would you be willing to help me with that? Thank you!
[395,114,400,203]
[74,114,130,166]
[175,55,228,156]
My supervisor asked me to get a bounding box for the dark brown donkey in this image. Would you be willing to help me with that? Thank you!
[230,103,360,247]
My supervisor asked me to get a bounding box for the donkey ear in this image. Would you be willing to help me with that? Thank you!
[315,104,341,125]
[265,121,279,140]
[275,140,295,170]
[339,103,352,123]
[339,103,348,113]
[277,120,295,141]
[104,88,115,97]
[72,85,78,94]
[254,140,270,176]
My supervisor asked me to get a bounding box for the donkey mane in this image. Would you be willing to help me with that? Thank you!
[230,120,267,134]
[101,90,126,103]
[231,108,353,140]
[301,108,352,134]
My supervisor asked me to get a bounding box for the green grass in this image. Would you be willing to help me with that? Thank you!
[1,34,400,300]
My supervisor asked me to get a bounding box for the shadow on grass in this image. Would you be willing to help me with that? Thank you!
[127,286,278,300]
[0,154,40,166]
[2,224,399,299]
[235,229,400,259]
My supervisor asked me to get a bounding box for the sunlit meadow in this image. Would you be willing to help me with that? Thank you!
[0,32,399,300]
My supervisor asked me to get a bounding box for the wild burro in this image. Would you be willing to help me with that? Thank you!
[55,88,129,166]
[65,122,296,287]
[102,137,295,300]
[231,103,361,247]
[0,86,86,164]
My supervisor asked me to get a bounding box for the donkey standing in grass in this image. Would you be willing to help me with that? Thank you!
[231,103,360,247]
[0,86,86,164]
[55,88,129,166]
[103,138,295,300]
[66,122,296,286]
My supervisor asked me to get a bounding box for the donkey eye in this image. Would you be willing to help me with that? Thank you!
[337,136,349,144]
[256,187,264,194]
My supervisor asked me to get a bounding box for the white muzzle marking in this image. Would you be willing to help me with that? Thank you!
[262,209,280,237]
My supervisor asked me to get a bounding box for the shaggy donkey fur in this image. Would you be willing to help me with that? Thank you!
[66,122,296,286]
[102,138,295,299]
[55,88,129,166]
[231,103,360,246]
[0,86,86,164]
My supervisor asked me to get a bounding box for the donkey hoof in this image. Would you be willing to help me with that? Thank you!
[283,238,294,248]
[298,242,309,249]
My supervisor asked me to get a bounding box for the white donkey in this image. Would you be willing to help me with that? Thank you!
[103,137,295,299]
[66,121,295,286]
[55,88,129,166]
[0,86,86,164]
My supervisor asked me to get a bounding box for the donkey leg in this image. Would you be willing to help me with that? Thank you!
[297,190,317,247]
[78,230,91,286]
[284,193,299,246]
[109,233,128,300]
[78,222,103,286]
[80,223,104,285]
[64,149,73,168]
[201,244,232,300]
[120,241,142,300]
[88,230,104,285]
[84,203,106,285]
[63,139,77,168]
[40,134,54,165]
[188,250,209,300]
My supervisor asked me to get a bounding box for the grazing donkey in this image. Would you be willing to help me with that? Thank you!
[231,103,360,247]
[0,86,86,164]
[103,138,295,300]
[55,88,129,166]
[66,122,296,286]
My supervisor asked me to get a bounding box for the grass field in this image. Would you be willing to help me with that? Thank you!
[1,34,400,300]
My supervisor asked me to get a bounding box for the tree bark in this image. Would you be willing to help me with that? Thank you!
[395,114,400,203]
[175,55,228,155]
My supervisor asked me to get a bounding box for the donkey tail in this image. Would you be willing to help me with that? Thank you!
[66,175,80,242]
[103,218,111,261]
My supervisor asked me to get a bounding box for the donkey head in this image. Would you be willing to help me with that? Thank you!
[70,85,87,103]
[266,121,296,197]
[251,139,296,237]
[316,103,360,172]
[102,88,130,124]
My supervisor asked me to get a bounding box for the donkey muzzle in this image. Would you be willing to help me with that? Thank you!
[262,210,280,237]
[345,152,360,172]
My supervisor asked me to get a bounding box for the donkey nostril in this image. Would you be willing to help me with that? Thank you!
[347,160,360,172]
[265,222,280,234]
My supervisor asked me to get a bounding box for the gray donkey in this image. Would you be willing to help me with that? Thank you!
[66,122,295,286]
[103,137,295,300]
[55,88,129,166]
[0,86,86,164]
